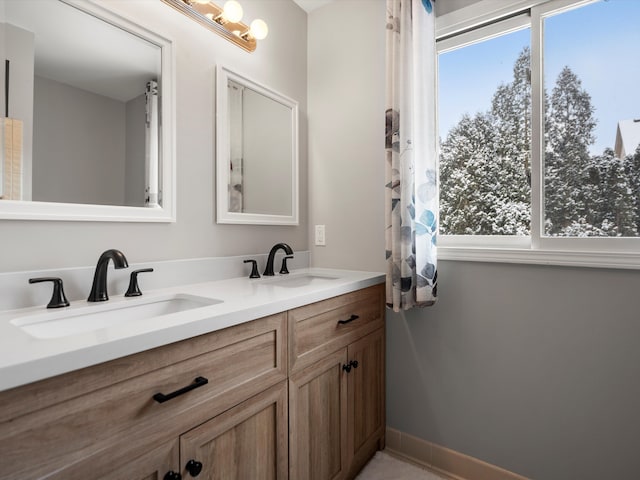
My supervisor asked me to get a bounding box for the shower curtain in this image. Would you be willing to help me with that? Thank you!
[228,81,244,213]
[145,80,160,208]
[385,0,438,311]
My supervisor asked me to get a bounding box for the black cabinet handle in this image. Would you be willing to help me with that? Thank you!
[337,314,359,325]
[185,459,203,477]
[350,360,359,369]
[164,471,182,480]
[153,377,208,403]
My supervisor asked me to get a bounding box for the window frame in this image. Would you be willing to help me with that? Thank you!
[436,0,640,269]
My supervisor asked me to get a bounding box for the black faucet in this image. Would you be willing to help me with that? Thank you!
[263,243,294,276]
[88,249,129,302]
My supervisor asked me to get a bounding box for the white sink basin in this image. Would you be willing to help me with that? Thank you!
[268,274,339,288]
[11,294,222,339]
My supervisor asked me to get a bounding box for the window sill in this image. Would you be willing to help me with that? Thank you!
[439,246,640,270]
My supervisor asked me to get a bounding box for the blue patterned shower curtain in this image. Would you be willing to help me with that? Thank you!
[385,0,438,311]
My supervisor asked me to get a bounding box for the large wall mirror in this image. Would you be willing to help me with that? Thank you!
[216,65,298,225]
[0,0,175,222]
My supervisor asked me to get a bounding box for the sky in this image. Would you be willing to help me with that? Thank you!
[438,0,640,156]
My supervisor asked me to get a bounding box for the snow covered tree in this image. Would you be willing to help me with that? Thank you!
[440,48,531,235]
[544,66,596,235]
[582,149,637,236]
[440,51,640,238]
[624,145,640,231]
[492,47,532,178]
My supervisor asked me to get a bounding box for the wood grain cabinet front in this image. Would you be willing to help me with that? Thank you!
[288,284,385,480]
[0,313,287,479]
[289,328,385,480]
[288,284,384,374]
[180,380,288,480]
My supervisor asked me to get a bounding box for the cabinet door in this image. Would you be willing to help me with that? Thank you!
[289,348,349,480]
[98,439,179,480]
[347,328,385,477]
[179,381,288,480]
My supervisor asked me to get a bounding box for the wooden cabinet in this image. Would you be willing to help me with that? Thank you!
[0,284,384,480]
[289,349,350,480]
[289,285,385,480]
[98,440,180,480]
[180,380,288,480]
[0,313,287,479]
[347,328,385,478]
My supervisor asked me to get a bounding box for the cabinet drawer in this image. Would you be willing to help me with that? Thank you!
[288,284,384,373]
[0,313,286,480]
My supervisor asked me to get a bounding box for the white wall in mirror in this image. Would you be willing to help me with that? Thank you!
[216,65,299,225]
[0,0,175,222]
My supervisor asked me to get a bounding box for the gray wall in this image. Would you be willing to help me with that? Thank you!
[33,75,127,206]
[309,1,640,479]
[0,0,308,272]
[3,22,34,200]
[243,88,292,216]
[307,0,385,272]
[125,93,146,208]
[387,261,640,480]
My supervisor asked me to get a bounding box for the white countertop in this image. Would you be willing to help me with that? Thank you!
[0,268,385,392]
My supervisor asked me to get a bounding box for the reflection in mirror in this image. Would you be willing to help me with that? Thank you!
[217,65,298,225]
[0,0,175,222]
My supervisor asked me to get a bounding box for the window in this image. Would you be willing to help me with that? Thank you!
[439,18,531,237]
[436,0,640,267]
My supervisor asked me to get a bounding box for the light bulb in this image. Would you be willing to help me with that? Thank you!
[223,0,243,23]
[249,19,268,40]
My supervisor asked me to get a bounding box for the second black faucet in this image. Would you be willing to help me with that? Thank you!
[263,243,294,276]
[88,249,129,302]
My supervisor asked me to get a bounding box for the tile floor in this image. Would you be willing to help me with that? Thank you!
[356,451,447,480]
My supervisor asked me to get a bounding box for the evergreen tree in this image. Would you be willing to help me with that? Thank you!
[440,52,640,238]
[440,113,500,234]
[492,47,531,176]
[582,149,636,236]
[440,48,531,235]
[624,145,640,230]
[544,67,596,235]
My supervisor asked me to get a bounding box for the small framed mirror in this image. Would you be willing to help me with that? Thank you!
[0,0,175,222]
[216,65,298,225]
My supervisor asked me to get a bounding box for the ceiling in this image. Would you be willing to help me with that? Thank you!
[292,0,483,16]
[5,1,160,103]
[292,0,336,13]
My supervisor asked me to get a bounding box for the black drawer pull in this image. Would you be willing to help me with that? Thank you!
[337,314,359,325]
[153,376,208,403]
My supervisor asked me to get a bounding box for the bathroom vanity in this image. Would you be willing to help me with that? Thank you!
[0,271,385,480]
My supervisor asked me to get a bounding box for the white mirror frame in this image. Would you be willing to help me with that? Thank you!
[0,0,176,222]
[216,65,299,226]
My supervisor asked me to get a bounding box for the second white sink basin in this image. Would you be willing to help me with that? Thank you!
[11,294,222,339]
[268,274,339,288]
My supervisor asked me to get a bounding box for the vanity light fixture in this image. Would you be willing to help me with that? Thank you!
[161,0,268,53]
